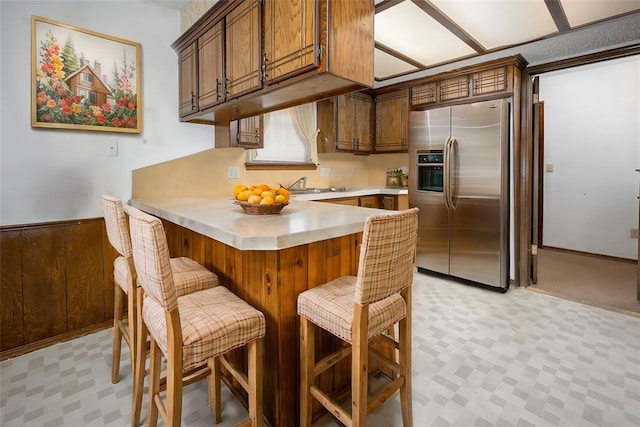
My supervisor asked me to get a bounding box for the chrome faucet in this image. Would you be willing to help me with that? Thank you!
[288,176,307,190]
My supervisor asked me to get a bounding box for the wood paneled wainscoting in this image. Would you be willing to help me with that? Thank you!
[0,218,118,359]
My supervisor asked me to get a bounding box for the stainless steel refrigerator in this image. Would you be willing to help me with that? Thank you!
[409,99,510,291]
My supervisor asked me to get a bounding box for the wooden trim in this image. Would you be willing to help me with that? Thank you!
[0,320,112,361]
[544,0,571,33]
[375,41,425,69]
[409,0,486,54]
[245,162,318,170]
[541,246,638,264]
[375,0,404,14]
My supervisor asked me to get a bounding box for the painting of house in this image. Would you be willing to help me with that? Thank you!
[64,61,114,108]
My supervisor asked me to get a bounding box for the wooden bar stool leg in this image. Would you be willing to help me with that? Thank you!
[147,339,162,427]
[248,338,264,427]
[400,288,413,427]
[208,357,221,424]
[131,287,146,427]
[112,285,125,384]
[351,305,369,427]
[299,317,314,427]
[166,343,183,427]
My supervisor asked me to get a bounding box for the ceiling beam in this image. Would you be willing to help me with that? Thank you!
[375,41,426,69]
[375,0,406,14]
[410,0,486,54]
[544,0,571,32]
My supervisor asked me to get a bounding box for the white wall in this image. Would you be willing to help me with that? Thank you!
[539,55,640,259]
[0,0,213,226]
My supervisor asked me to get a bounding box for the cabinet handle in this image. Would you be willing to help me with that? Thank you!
[261,53,268,82]
[225,78,230,97]
[216,78,222,100]
[191,91,195,110]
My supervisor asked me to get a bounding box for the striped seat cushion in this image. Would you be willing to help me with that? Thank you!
[297,276,407,343]
[170,257,219,296]
[113,255,218,296]
[143,286,265,370]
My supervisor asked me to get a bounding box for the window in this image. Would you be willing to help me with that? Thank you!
[254,107,308,162]
[81,73,93,83]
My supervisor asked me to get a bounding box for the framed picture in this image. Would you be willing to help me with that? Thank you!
[31,16,142,134]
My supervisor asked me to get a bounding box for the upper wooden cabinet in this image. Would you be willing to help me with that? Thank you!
[214,115,263,149]
[178,42,197,117]
[263,0,317,84]
[225,0,261,99]
[173,0,374,125]
[317,92,372,154]
[198,21,225,110]
[374,89,409,153]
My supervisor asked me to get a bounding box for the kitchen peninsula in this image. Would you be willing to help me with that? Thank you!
[129,196,395,427]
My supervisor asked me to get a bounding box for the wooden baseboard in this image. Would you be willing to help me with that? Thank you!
[540,246,637,264]
[0,320,112,361]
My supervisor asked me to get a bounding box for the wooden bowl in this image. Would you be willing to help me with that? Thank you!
[234,201,288,215]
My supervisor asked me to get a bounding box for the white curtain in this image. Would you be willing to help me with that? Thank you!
[292,103,319,165]
[245,113,271,162]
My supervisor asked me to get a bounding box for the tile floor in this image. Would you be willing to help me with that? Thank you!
[1,273,640,426]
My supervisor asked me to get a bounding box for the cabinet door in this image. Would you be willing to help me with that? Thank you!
[198,21,225,110]
[233,115,263,148]
[374,89,409,152]
[263,0,317,83]
[335,94,357,151]
[178,42,197,117]
[355,94,373,153]
[226,0,261,99]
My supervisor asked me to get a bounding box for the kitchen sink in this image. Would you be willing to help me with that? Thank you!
[288,187,347,194]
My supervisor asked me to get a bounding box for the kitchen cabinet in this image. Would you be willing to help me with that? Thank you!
[263,0,317,84]
[316,194,407,210]
[178,42,197,118]
[317,92,373,154]
[172,0,373,125]
[214,116,263,149]
[198,21,225,110]
[374,89,409,153]
[225,0,261,99]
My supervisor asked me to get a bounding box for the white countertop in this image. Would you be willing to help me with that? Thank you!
[129,196,391,251]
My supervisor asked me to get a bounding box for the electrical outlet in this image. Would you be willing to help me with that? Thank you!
[631,228,639,239]
[320,167,330,177]
[227,166,240,179]
[106,140,118,157]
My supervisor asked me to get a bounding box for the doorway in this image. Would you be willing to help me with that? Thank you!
[528,55,640,315]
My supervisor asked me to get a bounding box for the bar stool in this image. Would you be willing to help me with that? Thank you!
[127,205,266,427]
[101,195,219,424]
[297,208,418,427]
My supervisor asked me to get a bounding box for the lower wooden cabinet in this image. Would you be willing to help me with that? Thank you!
[317,194,407,210]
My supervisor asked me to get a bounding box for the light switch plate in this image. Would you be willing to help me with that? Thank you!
[228,166,240,179]
[546,163,553,172]
[320,167,330,177]
[106,140,118,157]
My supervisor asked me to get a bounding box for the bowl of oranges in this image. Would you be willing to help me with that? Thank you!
[233,184,290,215]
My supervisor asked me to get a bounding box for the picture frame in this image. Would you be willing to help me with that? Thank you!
[31,16,142,134]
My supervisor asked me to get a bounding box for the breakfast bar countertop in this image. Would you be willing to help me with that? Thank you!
[129,196,388,251]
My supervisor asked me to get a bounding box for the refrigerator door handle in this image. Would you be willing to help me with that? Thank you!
[443,136,452,211]
[448,137,458,210]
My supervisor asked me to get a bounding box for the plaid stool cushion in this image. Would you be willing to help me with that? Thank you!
[297,275,407,344]
[113,256,132,294]
[171,257,219,296]
[143,285,266,370]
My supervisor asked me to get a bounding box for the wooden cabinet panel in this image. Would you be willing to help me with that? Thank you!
[233,115,263,148]
[198,21,225,110]
[226,0,261,99]
[359,195,380,208]
[178,42,198,117]
[374,89,409,153]
[263,0,317,83]
[22,227,67,343]
[1,230,24,351]
[320,92,372,153]
[66,221,104,330]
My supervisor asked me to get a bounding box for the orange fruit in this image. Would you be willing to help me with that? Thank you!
[260,196,274,205]
[276,187,289,197]
[248,194,262,204]
[261,190,274,199]
[275,194,287,204]
[252,187,263,196]
[233,184,248,198]
[259,183,271,191]
[237,190,252,201]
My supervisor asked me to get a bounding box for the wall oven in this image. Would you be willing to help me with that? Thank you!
[416,150,444,192]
